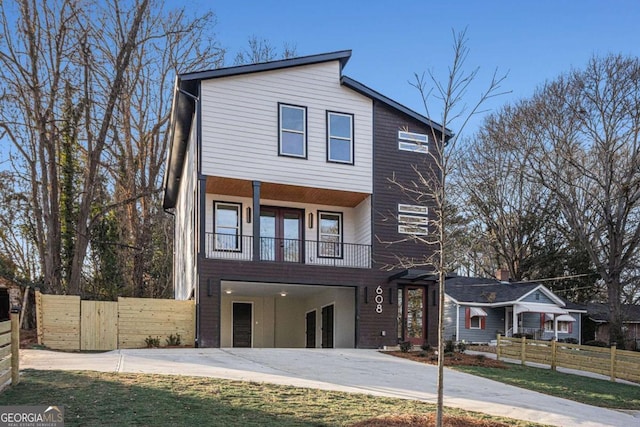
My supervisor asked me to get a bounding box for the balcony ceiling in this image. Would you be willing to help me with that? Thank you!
[220,280,355,298]
[206,176,369,207]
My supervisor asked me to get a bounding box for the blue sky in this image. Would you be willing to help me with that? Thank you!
[170,0,640,137]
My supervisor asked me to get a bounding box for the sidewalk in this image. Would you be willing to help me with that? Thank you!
[20,348,640,427]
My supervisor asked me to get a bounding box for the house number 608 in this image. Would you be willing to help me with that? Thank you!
[375,285,384,313]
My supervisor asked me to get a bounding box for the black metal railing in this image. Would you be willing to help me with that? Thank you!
[204,233,371,268]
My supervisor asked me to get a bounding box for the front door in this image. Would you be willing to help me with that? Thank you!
[306,310,316,348]
[232,302,252,347]
[260,207,303,262]
[398,287,426,345]
[321,304,334,348]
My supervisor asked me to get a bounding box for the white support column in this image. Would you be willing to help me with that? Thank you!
[512,306,518,335]
[554,316,559,340]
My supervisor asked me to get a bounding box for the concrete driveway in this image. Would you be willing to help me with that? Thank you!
[20,348,639,427]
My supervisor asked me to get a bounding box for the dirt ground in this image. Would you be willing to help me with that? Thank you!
[20,328,37,348]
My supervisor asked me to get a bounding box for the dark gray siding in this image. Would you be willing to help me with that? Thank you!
[198,258,397,348]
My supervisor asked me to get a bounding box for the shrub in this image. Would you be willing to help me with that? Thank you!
[399,341,412,352]
[420,342,431,352]
[584,340,608,348]
[456,341,467,353]
[145,336,160,348]
[513,333,534,339]
[475,354,486,362]
[166,333,182,346]
[444,340,455,353]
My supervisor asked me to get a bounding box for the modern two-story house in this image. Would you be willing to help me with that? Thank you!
[162,50,450,348]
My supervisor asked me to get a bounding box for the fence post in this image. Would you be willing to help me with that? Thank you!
[551,339,557,371]
[521,336,527,366]
[610,344,617,382]
[496,334,501,361]
[10,305,20,386]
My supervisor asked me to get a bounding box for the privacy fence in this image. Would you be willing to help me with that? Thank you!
[35,291,195,351]
[0,310,20,391]
[497,335,640,383]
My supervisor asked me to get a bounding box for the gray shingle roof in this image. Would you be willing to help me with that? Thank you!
[587,302,640,323]
[445,276,539,304]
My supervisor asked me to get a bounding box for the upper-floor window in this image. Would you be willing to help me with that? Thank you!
[279,103,307,158]
[398,204,428,235]
[214,201,241,251]
[318,211,343,258]
[398,130,429,153]
[327,111,354,164]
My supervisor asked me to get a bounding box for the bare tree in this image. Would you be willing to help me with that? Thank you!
[0,0,223,297]
[233,35,297,65]
[387,29,507,426]
[522,55,640,348]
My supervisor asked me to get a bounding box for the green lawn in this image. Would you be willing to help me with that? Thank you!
[0,369,542,427]
[455,364,640,410]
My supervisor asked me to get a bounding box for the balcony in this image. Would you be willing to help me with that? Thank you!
[204,232,371,269]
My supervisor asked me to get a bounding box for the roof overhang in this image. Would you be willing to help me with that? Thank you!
[341,76,453,139]
[515,303,568,315]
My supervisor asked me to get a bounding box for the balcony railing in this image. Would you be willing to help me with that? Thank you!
[204,232,371,268]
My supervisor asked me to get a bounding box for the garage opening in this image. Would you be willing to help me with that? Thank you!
[220,281,355,348]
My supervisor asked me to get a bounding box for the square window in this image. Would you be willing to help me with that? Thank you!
[327,111,354,164]
[279,104,307,158]
[470,316,482,329]
[214,202,241,251]
[318,211,342,258]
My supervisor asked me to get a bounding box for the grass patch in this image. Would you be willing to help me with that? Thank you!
[0,369,544,426]
[455,364,640,410]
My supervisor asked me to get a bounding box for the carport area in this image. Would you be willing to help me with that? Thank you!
[20,348,639,427]
[219,281,356,348]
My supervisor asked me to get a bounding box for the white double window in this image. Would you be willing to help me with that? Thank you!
[214,202,241,251]
[327,111,354,164]
[279,104,307,158]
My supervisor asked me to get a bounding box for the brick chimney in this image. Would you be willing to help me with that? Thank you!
[496,268,510,282]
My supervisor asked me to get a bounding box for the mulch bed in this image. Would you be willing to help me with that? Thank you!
[383,350,507,369]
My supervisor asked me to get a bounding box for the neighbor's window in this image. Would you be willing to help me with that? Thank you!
[318,211,342,257]
[469,316,482,329]
[544,320,571,333]
[327,111,354,164]
[398,130,429,153]
[214,202,241,251]
[279,103,307,158]
[398,204,428,235]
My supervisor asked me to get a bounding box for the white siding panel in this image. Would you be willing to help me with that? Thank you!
[200,61,373,193]
[174,122,198,300]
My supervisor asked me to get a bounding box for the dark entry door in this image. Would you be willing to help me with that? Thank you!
[232,302,252,347]
[398,287,426,345]
[260,207,303,262]
[306,310,316,348]
[321,304,334,348]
